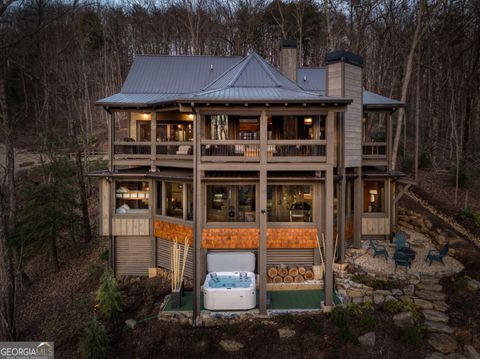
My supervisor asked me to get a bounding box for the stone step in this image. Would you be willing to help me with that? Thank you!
[433,301,449,312]
[424,320,454,334]
[423,310,450,323]
[415,298,434,310]
[417,282,443,292]
[464,345,480,359]
[445,354,467,359]
[416,290,446,302]
[428,333,458,354]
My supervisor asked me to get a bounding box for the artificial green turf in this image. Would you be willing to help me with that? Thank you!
[163,289,338,311]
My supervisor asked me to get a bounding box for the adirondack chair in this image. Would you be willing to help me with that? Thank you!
[394,251,411,272]
[368,239,389,261]
[426,244,449,266]
[394,231,410,251]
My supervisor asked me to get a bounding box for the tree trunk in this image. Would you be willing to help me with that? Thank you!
[75,148,92,243]
[414,59,420,182]
[391,1,426,170]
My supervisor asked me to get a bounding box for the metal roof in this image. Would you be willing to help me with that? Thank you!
[121,55,242,93]
[296,68,326,94]
[96,93,178,106]
[363,90,405,108]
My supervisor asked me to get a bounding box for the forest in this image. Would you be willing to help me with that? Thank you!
[0,0,480,354]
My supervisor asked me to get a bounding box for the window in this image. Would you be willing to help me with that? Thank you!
[186,184,193,220]
[207,185,256,222]
[269,115,325,140]
[267,185,313,222]
[166,182,184,219]
[137,121,151,141]
[115,181,149,214]
[156,123,193,142]
[363,181,385,213]
[205,115,260,140]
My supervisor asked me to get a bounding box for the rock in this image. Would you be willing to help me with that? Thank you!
[125,319,137,329]
[427,353,446,359]
[358,332,376,347]
[424,321,454,334]
[385,295,397,302]
[423,310,450,323]
[392,288,403,297]
[200,313,218,327]
[414,298,434,309]
[433,301,449,312]
[219,340,244,352]
[373,294,384,305]
[403,284,415,296]
[417,290,446,301]
[428,334,458,353]
[374,289,392,296]
[464,345,480,359]
[393,312,414,327]
[278,327,296,338]
[401,296,414,303]
[352,296,364,304]
[417,282,443,292]
[467,279,480,291]
[347,288,364,298]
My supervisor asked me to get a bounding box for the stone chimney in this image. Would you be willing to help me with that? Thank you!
[325,50,363,168]
[279,39,297,82]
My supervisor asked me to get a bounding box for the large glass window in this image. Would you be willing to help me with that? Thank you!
[207,185,256,222]
[205,115,260,140]
[267,185,313,222]
[166,182,184,218]
[115,181,149,214]
[269,115,325,140]
[156,122,193,142]
[186,184,193,220]
[363,181,385,213]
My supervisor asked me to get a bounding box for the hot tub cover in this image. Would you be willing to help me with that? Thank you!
[207,252,255,273]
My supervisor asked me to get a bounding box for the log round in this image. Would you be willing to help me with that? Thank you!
[304,270,314,280]
[298,266,306,275]
[278,267,288,277]
[273,276,283,283]
[288,267,299,277]
[283,275,293,283]
[294,275,305,283]
[268,267,278,278]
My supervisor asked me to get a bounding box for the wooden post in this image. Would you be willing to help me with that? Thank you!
[108,178,115,273]
[150,179,156,267]
[387,113,393,172]
[108,112,115,172]
[338,168,346,262]
[193,109,202,324]
[150,111,156,172]
[353,167,362,248]
[259,110,268,314]
[326,112,335,165]
[324,167,334,306]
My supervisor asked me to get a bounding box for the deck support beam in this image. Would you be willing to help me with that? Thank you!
[353,167,362,248]
[258,110,268,314]
[193,109,202,324]
[324,167,334,306]
[150,111,157,172]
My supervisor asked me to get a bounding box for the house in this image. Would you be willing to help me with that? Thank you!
[93,41,406,318]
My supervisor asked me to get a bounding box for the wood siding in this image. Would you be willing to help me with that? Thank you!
[267,249,314,266]
[362,217,390,235]
[115,236,150,276]
[100,178,110,236]
[153,219,193,246]
[267,228,317,248]
[344,64,363,167]
[202,228,260,248]
[112,217,150,236]
[156,237,193,278]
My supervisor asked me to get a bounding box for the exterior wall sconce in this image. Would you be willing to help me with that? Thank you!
[304,117,313,125]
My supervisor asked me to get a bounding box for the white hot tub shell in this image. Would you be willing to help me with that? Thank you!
[203,252,257,311]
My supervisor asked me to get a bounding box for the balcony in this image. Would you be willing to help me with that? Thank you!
[156,142,193,160]
[362,142,387,165]
[267,140,326,162]
[114,141,151,159]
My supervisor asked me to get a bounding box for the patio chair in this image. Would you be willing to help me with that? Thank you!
[368,239,389,261]
[394,231,410,251]
[394,251,411,272]
[425,243,449,266]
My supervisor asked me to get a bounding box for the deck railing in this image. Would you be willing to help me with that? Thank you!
[267,140,327,162]
[114,141,151,159]
[156,141,193,159]
[362,142,387,161]
[201,140,261,161]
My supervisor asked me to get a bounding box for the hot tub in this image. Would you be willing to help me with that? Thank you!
[203,252,257,311]
[203,271,256,310]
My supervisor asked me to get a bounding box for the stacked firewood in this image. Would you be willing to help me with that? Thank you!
[267,265,315,283]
